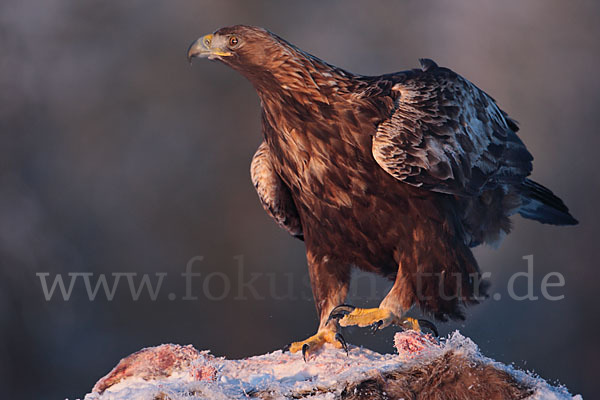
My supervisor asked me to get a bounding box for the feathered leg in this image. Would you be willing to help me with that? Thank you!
[328,218,486,335]
[283,251,351,360]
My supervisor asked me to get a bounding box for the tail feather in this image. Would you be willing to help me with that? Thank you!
[518,179,578,225]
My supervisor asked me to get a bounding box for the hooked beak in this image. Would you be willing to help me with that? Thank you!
[187,34,233,63]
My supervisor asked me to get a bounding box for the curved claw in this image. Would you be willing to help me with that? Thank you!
[281,343,291,353]
[370,319,383,334]
[335,332,349,356]
[418,319,439,337]
[302,343,309,362]
[327,304,356,323]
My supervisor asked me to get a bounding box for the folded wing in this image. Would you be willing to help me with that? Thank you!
[251,141,304,240]
[372,60,533,196]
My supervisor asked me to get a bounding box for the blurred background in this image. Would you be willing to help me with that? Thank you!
[1,0,598,398]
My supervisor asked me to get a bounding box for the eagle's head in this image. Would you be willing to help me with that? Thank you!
[187,25,287,75]
[188,25,353,102]
[187,24,346,95]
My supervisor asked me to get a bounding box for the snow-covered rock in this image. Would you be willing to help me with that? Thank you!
[83,331,581,400]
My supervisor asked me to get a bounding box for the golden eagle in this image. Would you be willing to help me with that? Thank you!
[188,25,577,359]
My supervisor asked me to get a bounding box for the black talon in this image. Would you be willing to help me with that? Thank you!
[326,304,356,323]
[302,343,309,362]
[418,319,439,337]
[282,343,291,353]
[370,320,383,334]
[335,332,349,356]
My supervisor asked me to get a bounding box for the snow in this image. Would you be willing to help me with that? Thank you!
[82,331,581,400]
[442,332,580,400]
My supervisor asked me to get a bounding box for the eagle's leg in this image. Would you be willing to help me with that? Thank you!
[282,252,351,361]
[328,305,437,336]
[328,269,438,336]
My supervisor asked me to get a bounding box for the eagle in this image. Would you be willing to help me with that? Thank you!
[188,25,577,359]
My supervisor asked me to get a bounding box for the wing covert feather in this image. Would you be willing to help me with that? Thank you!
[372,61,532,195]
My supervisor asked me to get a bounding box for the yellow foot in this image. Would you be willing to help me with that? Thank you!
[327,305,438,335]
[283,328,348,361]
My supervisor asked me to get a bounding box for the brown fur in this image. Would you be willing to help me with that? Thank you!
[340,352,533,400]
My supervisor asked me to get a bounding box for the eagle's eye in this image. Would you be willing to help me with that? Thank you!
[228,36,239,47]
